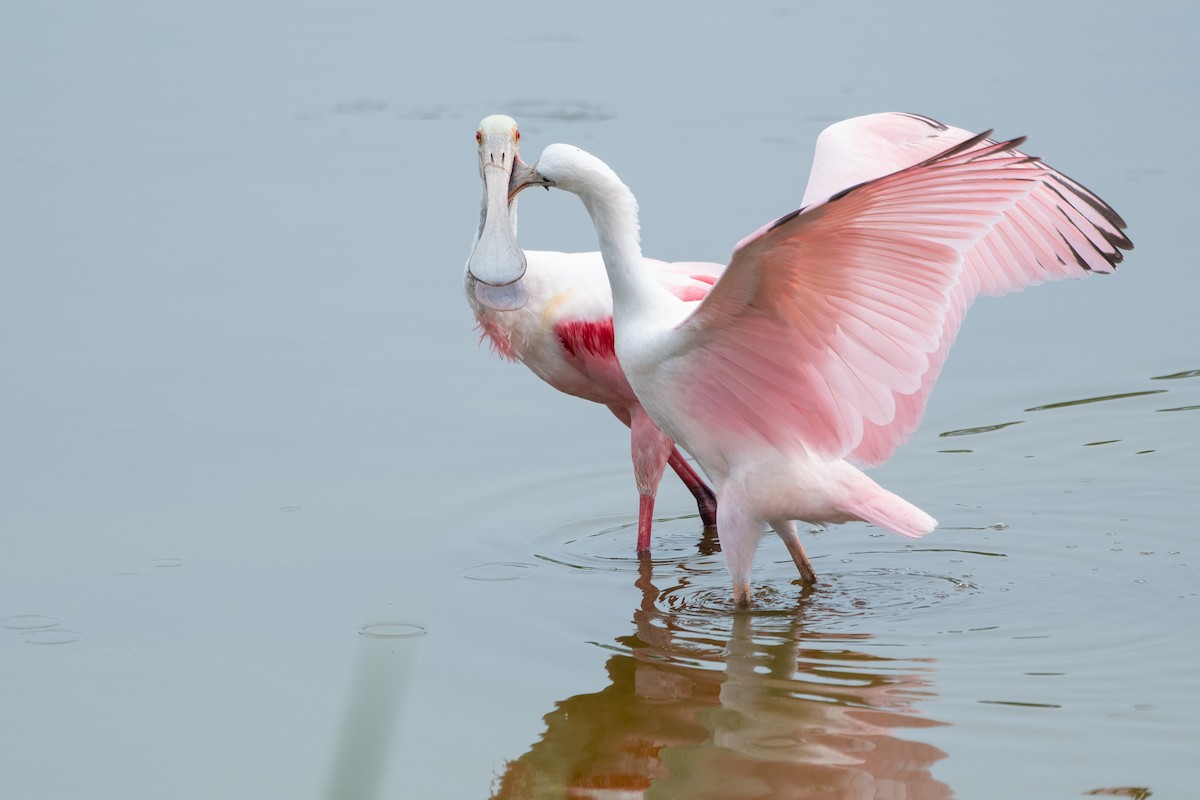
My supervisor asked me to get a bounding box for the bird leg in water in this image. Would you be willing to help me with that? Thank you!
[636,495,655,554]
[771,519,818,584]
[667,448,718,531]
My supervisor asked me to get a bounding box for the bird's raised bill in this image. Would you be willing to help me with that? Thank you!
[509,159,553,198]
[467,129,527,308]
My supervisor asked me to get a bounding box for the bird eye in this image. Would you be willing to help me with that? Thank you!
[476,131,482,143]
[515,130,521,141]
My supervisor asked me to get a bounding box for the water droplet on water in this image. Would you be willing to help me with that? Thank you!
[461,562,539,581]
[358,623,427,639]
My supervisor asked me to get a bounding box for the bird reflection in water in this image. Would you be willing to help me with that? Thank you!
[491,555,951,799]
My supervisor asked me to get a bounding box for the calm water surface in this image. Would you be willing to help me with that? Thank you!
[3,2,1198,799]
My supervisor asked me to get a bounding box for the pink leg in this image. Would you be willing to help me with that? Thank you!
[636,494,654,553]
[630,408,673,555]
[770,518,818,584]
[667,448,718,531]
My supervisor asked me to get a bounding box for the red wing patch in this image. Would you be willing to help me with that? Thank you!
[555,318,617,359]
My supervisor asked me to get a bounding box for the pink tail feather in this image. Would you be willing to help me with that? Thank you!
[844,490,937,539]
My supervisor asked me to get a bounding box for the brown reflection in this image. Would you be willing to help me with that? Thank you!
[491,560,951,799]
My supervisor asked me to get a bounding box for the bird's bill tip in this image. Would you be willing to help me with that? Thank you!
[472,279,528,311]
[467,221,527,301]
[509,156,554,200]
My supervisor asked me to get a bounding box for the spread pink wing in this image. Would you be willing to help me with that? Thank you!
[800,112,979,207]
[671,133,1128,463]
[796,113,1132,464]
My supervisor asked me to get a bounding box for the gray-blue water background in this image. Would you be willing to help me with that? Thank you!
[3,2,1197,798]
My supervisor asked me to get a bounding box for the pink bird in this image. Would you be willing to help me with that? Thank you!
[487,113,1131,605]
[466,114,719,551]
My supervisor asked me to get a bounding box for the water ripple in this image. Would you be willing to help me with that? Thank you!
[461,562,539,582]
[1083,787,1152,798]
[357,622,428,639]
[2,615,59,630]
[1151,368,1200,380]
[23,629,82,645]
[530,510,992,630]
[940,421,1024,437]
[531,513,718,573]
[655,566,981,628]
[1024,390,1167,412]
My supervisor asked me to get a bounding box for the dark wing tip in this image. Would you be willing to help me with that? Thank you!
[765,207,803,233]
[916,129,995,165]
[896,112,949,131]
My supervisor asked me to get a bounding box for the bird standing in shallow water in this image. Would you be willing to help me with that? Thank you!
[466,115,719,551]
[483,113,1131,606]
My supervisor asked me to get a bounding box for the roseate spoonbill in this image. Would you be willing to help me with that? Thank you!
[466,114,719,551]
[496,115,1131,605]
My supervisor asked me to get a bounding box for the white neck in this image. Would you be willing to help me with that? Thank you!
[564,156,680,327]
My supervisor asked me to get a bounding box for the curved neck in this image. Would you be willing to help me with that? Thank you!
[574,173,677,324]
